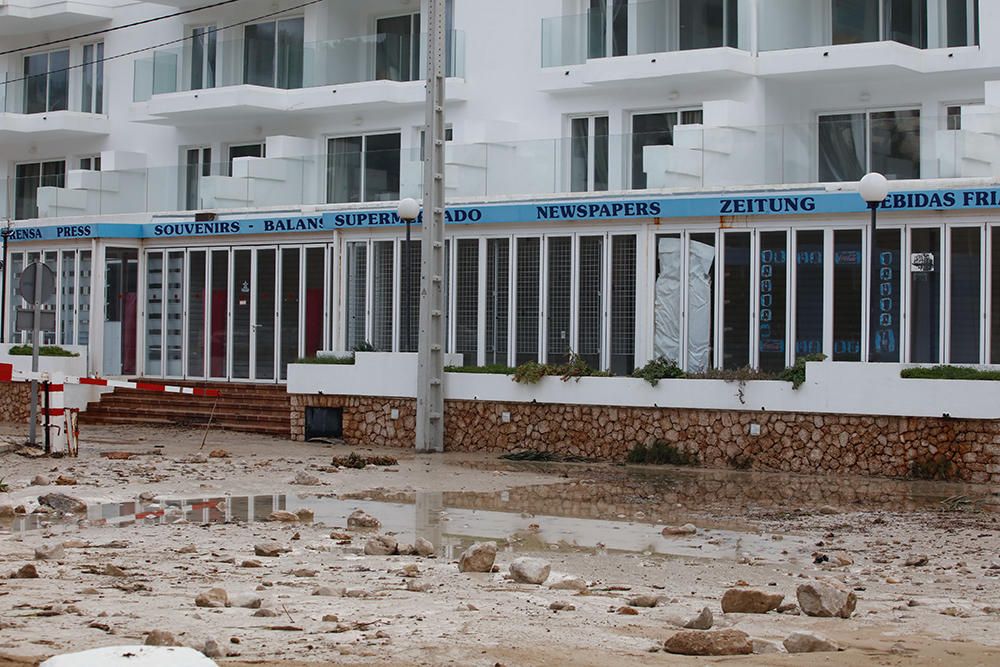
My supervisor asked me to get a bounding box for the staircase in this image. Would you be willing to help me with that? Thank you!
[81,381,291,438]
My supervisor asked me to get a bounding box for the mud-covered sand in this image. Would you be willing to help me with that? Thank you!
[0,423,998,666]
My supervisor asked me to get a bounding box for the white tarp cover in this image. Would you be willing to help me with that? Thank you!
[41,646,218,667]
[654,238,715,372]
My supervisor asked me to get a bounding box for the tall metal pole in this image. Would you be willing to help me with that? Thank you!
[28,261,42,446]
[416,0,446,453]
[0,223,11,343]
[403,218,411,352]
[868,204,879,362]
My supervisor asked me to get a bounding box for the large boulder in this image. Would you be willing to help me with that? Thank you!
[34,544,66,561]
[783,631,840,653]
[684,607,714,630]
[194,588,229,608]
[415,537,436,557]
[797,581,857,618]
[38,493,86,514]
[721,588,784,614]
[509,557,551,585]
[363,535,398,556]
[664,629,753,656]
[458,541,497,573]
[347,509,380,530]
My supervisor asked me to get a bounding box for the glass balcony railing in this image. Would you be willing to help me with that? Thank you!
[1,76,100,115]
[3,113,995,222]
[542,0,741,68]
[133,30,465,102]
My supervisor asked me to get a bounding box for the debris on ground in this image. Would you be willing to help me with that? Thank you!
[330,452,399,468]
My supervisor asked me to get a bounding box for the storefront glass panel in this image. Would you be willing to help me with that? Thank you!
[949,227,981,363]
[909,228,941,363]
[758,231,788,372]
[722,233,751,369]
[833,230,863,361]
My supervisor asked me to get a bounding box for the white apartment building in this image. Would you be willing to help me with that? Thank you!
[0,0,998,383]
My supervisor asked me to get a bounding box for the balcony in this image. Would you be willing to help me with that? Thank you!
[540,0,751,93]
[0,0,114,36]
[131,31,466,125]
[0,77,109,143]
[757,0,989,81]
[8,108,1000,222]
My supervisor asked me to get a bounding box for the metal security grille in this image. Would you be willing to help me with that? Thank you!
[145,252,164,376]
[485,238,510,366]
[610,235,636,375]
[577,236,604,369]
[547,236,572,363]
[400,240,420,353]
[344,241,368,351]
[455,239,479,365]
[372,241,394,352]
[59,251,75,346]
[165,251,185,376]
[515,237,540,364]
[187,251,207,377]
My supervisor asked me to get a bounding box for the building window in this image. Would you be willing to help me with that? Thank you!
[833,229,863,361]
[455,239,479,366]
[946,0,978,47]
[81,42,104,113]
[818,109,920,182]
[946,105,962,130]
[419,126,454,156]
[546,237,572,363]
[910,227,941,362]
[14,160,65,220]
[722,232,751,370]
[190,26,217,90]
[758,231,788,373]
[185,147,212,210]
[243,17,304,88]
[570,115,609,193]
[991,228,1000,363]
[515,238,541,365]
[949,227,981,363]
[187,250,207,377]
[631,109,702,190]
[399,240,420,353]
[588,0,629,59]
[327,133,401,203]
[832,0,926,48]
[610,234,636,376]
[872,228,902,362]
[371,241,394,352]
[23,49,69,114]
[679,0,739,50]
[577,236,604,369]
[227,143,263,176]
[687,233,716,372]
[794,230,824,358]
[344,241,368,351]
[376,13,420,82]
[79,156,101,171]
[485,238,510,366]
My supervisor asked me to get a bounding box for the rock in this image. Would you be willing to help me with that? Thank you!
[194,588,229,608]
[662,523,698,536]
[905,555,929,567]
[617,606,639,615]
[458,541,497,573]
[12,564,38,579]
[548,575,588,591]
[295,508,314,523]
[721,588,784,614]
[144,629,181,646]
[254,542,289,557]
[406,580,430,593]
[34,544,66,561]
[783,631,839,653]
[294,471,321,485]
[31,475,50,486]
[230,593,262,609]
[184,454,208,464]
[777,603,800,615]
[241,560,262,568]
[330,531,352,541]
[54,474,76,486]
[797,581,857,618]
[253,608,279,618]
[818,505,840,515]
[396,543,415,556]
[290,568,317,577]
[268,510,300,523]
[509,557,551,585]
[139,491,156,501]
[830,551,854,567]
[684,607,714,630]
[0,505,15,518]
[38,493,86,514]
[202,639,224,658]
[415,537,435,557]
[664,629,753,656]
[753,639,785,654]
[176,544,198,554]
[347,509,380,529]
[549,601,576,611]
[208,449,230,458]
[364,535,398,556]
[103,564,126,577]
[627,594,661,608]
[312,586,344,597]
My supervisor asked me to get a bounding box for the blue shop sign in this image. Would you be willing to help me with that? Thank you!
[10,187,1000,242]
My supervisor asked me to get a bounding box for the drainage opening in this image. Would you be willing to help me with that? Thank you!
[305,406,343,440]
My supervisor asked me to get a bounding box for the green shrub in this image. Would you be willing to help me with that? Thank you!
[444,364,517,375]
[511,353,610,384]
[294,355,355,365]
[626,440,698,466]
[353,341,377,352]
[512,361,549,384]
[632,357,685,386]
[7,345,78,357]
[901,365,1000,381]
[778,354,827,389]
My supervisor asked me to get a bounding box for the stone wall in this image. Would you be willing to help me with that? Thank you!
[0,382,36,422]
[290,394,1000,484]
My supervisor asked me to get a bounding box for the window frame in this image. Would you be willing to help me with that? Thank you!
[815,106,921,182]
[325,131,403,204]
[628,107,703,190]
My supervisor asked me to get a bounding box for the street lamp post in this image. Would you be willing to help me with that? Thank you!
[859,172,889,362]
[398,197,420,353]
[0,219,13,344]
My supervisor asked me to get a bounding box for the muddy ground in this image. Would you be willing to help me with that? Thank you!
[0,422,998,666]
